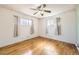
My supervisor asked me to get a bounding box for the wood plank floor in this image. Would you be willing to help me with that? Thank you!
[0,36,79,55]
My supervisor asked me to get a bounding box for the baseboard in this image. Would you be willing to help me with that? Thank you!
[0,35,38,48]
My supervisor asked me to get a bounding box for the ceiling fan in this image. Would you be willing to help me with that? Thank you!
[30,4,51,16]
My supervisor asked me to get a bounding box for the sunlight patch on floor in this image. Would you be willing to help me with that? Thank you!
[23,50,32,55]
[43,44,58,55]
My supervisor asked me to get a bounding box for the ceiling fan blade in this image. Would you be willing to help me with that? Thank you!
[41,14,44,16]
[37,5,41,9]
[33,12,38,15]
[42,4,46,8]
[40,13,44,16]
[44,10,51,13]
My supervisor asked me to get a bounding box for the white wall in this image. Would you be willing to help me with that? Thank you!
[76,5,79,46]
[0,6,39,47]
[39,9,77,44]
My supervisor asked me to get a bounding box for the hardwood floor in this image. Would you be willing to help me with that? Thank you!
[0,36,79,55]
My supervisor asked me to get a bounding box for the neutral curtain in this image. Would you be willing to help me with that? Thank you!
[14,16,19,37]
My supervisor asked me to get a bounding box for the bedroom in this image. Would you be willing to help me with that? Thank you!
[0,4,79,55]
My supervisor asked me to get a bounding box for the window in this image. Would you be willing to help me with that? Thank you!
[18,18,34,36]
[46,17,61,35]
[20,18,32,26]
[14,16,34,37]
[46,19,57,35]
